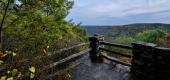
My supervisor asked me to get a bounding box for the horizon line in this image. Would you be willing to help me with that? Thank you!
[81,22,170,26]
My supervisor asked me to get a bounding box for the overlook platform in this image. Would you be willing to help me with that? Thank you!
[46,36,170,80]
[71,54,131,80]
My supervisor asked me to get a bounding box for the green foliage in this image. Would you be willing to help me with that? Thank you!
[135,27,167,44]
[0,0,87,58]
[114,35,135,45]
[110,27,167,55]
[0,51,36,80]
[0,1,87,78]
[111,35,135,55]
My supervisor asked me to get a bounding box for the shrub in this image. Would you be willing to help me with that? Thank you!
[0,51,36,80]
[135,27,167,44]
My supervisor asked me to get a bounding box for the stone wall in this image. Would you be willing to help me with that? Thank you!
[131,42,170,80]
[155,47,170,80]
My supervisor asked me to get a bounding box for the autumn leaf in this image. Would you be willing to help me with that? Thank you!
[0,76,7,80]
[29,66,35,73]
[7,77,14,80]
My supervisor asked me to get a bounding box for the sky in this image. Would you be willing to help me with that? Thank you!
[66,0,170,25]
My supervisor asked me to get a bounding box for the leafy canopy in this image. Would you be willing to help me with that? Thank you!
[135,27,166,44]
[0,0,87,57]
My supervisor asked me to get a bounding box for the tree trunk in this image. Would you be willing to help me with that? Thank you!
[0,0,10,51]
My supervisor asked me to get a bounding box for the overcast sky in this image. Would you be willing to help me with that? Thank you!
[66,0,170,25]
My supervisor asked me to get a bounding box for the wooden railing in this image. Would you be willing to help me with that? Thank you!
[100,41,133,49]
[89,35,132,66]
[24,34,170,80]
[23,43,89,79]
[39,49,90,79]
[20,43,89,63]
[35,35,133,79]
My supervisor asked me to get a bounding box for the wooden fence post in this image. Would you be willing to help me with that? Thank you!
[89,35,103,63]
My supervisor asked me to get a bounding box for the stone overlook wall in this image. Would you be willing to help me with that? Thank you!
[131,42,170,80]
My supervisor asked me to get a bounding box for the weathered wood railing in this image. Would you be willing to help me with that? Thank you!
[36,34,132,79]
[39,49,90,79]
[20,43,88,63]
[22,43,90,79]
[23,34,170,80]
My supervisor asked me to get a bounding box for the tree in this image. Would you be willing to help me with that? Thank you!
[135,27,167,44]
[111,27,167,55]
[0,0,10,51]
[0,0,87,59]
[0,1,87,78]
[113,35,135,55]
[114,35,135,45]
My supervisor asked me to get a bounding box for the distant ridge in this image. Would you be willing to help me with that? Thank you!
[82,23,170,41]
[82,23,170,27]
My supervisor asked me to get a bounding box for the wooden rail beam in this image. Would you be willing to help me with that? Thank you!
[49,43,89,56]
[99,47,132,58]
[38,49,90,74]
[23,48,90,78]
[19,43,89,63]
[100,41,133,49]
[45,62,81,79]
[101,54,131,67]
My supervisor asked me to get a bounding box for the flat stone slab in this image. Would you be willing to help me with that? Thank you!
[71,55,131,80]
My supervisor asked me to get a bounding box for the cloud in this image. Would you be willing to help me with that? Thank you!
[66,0,170,25]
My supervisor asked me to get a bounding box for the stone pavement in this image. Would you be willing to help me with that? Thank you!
[71,55,131,80]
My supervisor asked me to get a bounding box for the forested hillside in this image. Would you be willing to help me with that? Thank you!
[83,23,170,42]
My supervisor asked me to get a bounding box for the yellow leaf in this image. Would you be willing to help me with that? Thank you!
[17,72,22,78]
[30,73,35,79]
[7,70,11,74]
[5,51,9,53]
[13,69,18,72]
[29,66,35,73]
[0,76,6,80]
[12,52,16,56]
[47,46,50,49]
[1,53,7,57]
[7,77,13,80]
[0,60,4,65]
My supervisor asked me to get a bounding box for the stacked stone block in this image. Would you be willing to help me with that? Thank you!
[131,42,157,80]
[154,47,170,80]
[131,42,170,80]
